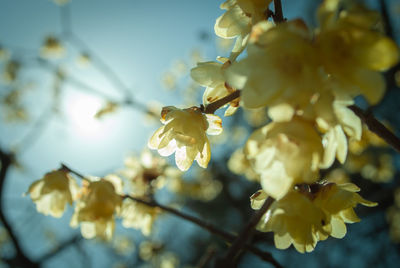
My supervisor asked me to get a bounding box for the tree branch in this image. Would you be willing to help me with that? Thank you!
[203,90,240,114]
[0,149,38,267]
[124,195,282,268]
[348,105,400,153]
[221,197,275,265]
[273,0,285,23]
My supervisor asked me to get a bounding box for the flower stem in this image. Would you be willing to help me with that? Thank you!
[221,197,275,265]
[348,105,400,153]
[124,195,282,268]
[203,90,241,114]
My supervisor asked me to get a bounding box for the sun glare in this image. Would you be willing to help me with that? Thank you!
[64,92,104,137]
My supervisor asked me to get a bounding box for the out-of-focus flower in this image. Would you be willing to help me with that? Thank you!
[252,190,329,253]
[3,60,20,83]
[226,20,321,110]
[112,236,135,255]
[345,152,394,183]
[52,0,70,6]
[244,107,268,127]
[148,106,222,171]
[40,36,65,59]
[325,168,350,184]
[0,45,10,61]
[349,124,388,155]
[161,71,177,91]
[139,240,164,261]
[168,170,222,201]
[94,101,119,119]
[76,52,91,68]
[70,179,122,240]
[120,198,161,236]
[191,57,239,116]
[214,0,272,39]
[120,150,180,196]
[27,170,79,218]
[316,3,399,104]
[228,147,259,181]
[245,118,323,199]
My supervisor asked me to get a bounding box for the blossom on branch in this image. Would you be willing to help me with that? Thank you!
[148,106,222,171]
[27,170,79,218]
[245,117,323,199]
[70,179,122,240]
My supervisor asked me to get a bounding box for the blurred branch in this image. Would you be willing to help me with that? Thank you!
[61,161,281,267]
[379,0,393,38]
[273,0,285,23]
[125,195,282,268]
[60,4,72,35]
[0,148,38,267]
[13,106,55,154]
[348,105,400,153]
[36,234,82,263]
[63,32,132,99]
[221,197,274,265]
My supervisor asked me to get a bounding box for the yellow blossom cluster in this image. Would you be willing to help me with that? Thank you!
[147,0,398,253]
[251,182,376,252]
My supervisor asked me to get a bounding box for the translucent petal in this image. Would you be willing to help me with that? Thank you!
[330,216,347,238]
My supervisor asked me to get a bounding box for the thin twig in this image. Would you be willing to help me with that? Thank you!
[273,0,285,23]
[348,105,400,153]
[0,149,38,267]
[203,90,241,114]
[222,197,275,264]
[123,195,282,267]
[36,235,82,263]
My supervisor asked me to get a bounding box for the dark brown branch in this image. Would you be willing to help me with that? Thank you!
[124,195,281,267]
[348,105,400,153]
[273,0,285,23]
[0,149,38,267]
[203,90,241,114]
[221,197,275,265]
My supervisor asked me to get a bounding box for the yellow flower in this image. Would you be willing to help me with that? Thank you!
[28,170,79,218]
[226,20,322,109]
[40,36,65,59]
[313,183,377,239]
[191,57,239,116]
[316,19,399,104]
[214,0,272,39]
[252,190,329,253]
[148,106,222,171]
[120,198,160,236]
[70,179,122,240]
[227,147,259,181]
[3,60,20,83]
[245,118,323,199]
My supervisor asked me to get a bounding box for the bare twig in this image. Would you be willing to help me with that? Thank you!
[0,149,38,267]
[348,105,400,153]
[221,197,275,265]
[124,195,281,267]
[37,234,82,263]
[203,90,241,114]
[273,0,285,23]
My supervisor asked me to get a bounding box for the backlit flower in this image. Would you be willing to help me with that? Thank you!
[70,179,122,240]
[28,170,78,218]
[313,183,377,239]
[148,106,222,171]
[245,118,323,199]
[252,190,329,253]
[226,20,322,109]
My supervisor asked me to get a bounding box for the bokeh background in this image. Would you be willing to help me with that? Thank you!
[1,0,400,267]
